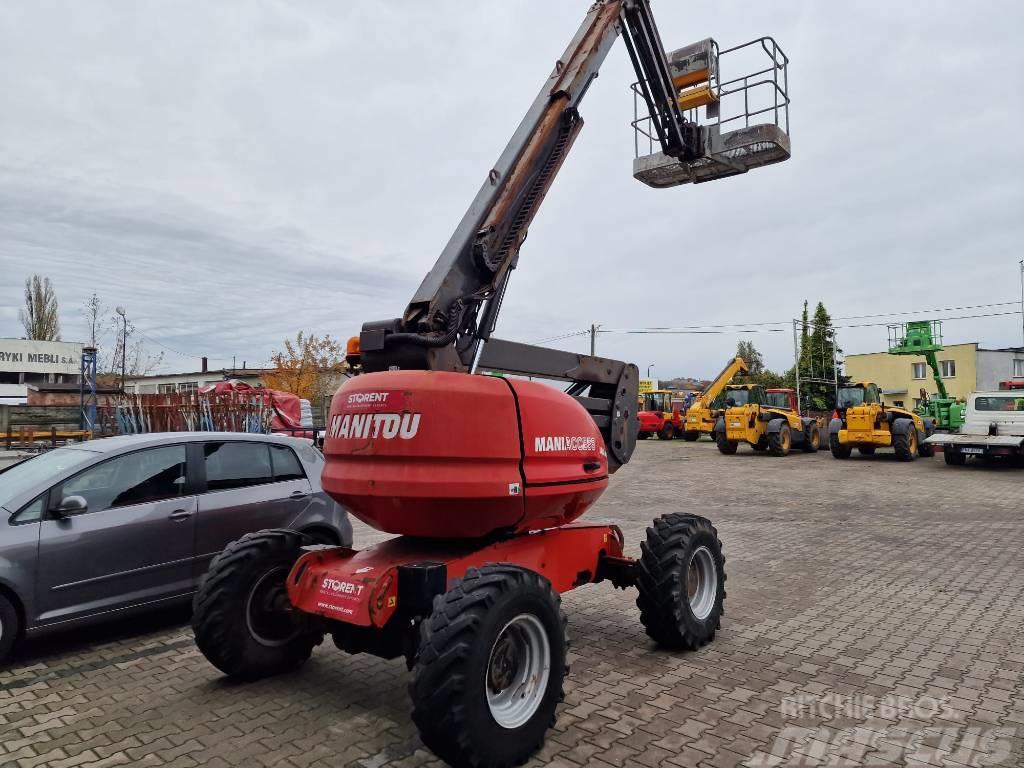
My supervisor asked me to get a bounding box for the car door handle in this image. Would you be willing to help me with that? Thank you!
[168,509,194,522]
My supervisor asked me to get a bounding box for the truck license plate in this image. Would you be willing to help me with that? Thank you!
[961,447,984,455]
[730,422,741,428]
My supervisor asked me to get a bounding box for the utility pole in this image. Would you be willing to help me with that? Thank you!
[115,306,128,392]
[589,324,599,356]
[1019,259,1023,347]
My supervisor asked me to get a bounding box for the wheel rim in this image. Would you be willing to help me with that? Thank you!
[686,546,718,621]
[909,430,917,452]
[781,429,791,451]
[486,614,551,729]
[246,566,301,648]
[811,430,820,449]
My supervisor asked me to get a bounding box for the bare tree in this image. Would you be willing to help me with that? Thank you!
[20,275,61,341]
[82,292,106,347]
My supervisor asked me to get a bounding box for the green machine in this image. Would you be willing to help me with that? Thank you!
[888,320,965,431]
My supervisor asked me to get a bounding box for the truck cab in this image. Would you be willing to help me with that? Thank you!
[713,384,819,456]
[925,391,1024,465]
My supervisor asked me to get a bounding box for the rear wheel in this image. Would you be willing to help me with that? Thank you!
[410,564,567,768]
[657,423,674,441]
[858,446,876,456]
[893,421,917,461]
[802,425,820,453]
[636,514,726,650]
[192,529,322,681]
[715,431,738,455]
[0,593,19,663]
[682,430,700,442]
[944,449,967,466]
[768,423,791,456]
[830,434,851,459]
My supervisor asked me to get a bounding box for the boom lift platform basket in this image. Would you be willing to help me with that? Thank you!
[632,37,791,186]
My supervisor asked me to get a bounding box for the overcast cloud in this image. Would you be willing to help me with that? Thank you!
[1,1,1021,378]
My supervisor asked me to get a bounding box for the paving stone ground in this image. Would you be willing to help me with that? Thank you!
[1,441,1022,767]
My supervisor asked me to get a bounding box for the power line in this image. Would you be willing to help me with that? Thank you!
[598,300,1022,334]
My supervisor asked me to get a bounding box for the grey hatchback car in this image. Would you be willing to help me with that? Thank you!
[0,432,352,661]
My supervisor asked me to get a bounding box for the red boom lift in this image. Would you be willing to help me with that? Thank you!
[193,3,790,765]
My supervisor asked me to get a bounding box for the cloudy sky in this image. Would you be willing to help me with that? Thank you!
[1,1,1022,379]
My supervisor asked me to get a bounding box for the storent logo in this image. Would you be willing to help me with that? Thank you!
[347,392,389,405]
[534,435,597,452]
[321,577,364,596]
[329,412,421,440]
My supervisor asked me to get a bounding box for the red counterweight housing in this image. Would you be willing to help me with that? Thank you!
[321,371,609,539]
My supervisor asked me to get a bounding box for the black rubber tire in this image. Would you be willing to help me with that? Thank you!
[802,425,820,453]
[410,564,567,768]
[892,421,917,462]
[944,449,967,466]
[768,423,791,457]
[830,434,851,459]
[858,446,876,456]
[715,431,738,455]
[682,430,700,442]
[657,423,674,441]
[636,514,726,650]
[192,529,321,681]
[638,432,650,440]
[0,592,20,663]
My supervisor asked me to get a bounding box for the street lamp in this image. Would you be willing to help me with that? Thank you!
[115,306,127,393]
[647,364,655,378]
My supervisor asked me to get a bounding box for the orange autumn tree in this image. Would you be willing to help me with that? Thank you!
[263,332,347,403]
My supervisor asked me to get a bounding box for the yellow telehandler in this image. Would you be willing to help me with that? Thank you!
[713,384,821,456]
[828,382,935,461]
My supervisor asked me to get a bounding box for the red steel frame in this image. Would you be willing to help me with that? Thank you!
[287,522,630,629]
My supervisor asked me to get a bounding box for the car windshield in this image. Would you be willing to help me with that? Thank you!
[975,396,1024,412]
[0,448,97,509]
[838,387,866,408]
[723,389,750,407]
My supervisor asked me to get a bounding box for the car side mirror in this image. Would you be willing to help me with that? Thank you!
[51,495,88,518]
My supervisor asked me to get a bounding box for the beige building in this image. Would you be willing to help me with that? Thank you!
[845,343,1024,409]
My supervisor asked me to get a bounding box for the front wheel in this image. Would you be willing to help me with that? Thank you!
[944,449,967,466]
[410,564,567,768]
[682,430,700,442]
[802,425,820,453]
[657,423,674,441]
[715,432,738,455]
[192,529,322,681]
[0,593,19,663]
[636,514,726,650]
[892,421,917,462]
[768,423,792,456]
[830,434,852,459]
